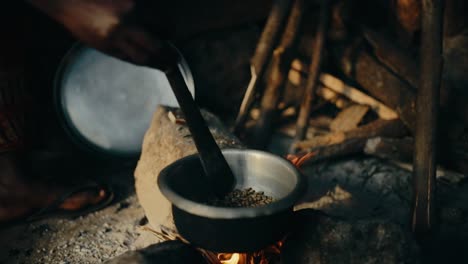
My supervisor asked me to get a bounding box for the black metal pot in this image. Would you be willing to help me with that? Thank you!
[158,149,305,253]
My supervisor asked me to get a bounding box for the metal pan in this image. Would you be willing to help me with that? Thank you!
[158,149,306,252]
[54,43,195,158]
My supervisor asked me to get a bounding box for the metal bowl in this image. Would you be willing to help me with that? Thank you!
[158,149,305,252]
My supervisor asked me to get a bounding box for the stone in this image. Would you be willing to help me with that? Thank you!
[134,106,243,238]
[281,210,420,264]
[105,240,207,264]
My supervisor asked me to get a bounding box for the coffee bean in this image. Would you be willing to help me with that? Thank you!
[208,188,274,208]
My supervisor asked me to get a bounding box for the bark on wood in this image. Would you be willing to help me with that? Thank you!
[364,137,414,163]
[316,86,351,109]
[411,0,443,236]
[295,0,331,141]
[339,44,417,131]
[289,61,394,116]
[363,28,451,107]
[391,0,422,41]
[363,28,419,88]
[297,138,368,165]
[364,137,468,176]
[279,122,330,140]
[391,161,466,185]
[134,106,243,233]
[287,67,351,109]
[330,104,369,132]
[294,119,408,151]
[235,0,293,131]
[364,137,467,184]
[444,0,468,38]
[251,0,307,149]
[319,73,398,121]
[309,116,334,130]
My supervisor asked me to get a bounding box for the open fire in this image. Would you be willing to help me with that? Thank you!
[218,253,243,264]
[202,241,283,264]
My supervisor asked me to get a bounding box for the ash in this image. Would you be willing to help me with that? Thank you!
[0,195,146,264]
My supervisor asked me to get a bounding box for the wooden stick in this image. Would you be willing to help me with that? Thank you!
[295,138,368,165]
[290,60,398,119]
[320,73,399,120]
[363,27,419,88]
[288,68,351,109]
[338,45,417,131]
[234,0,293,132]
[278,119,331,139]
[330,104,369,132]
[294,119,407,151]
[392,161,466,185]
[294,0,331,141]
[363,27,452,110]
[316,86,351,109]
[365,136,468,176]
[250,0,307,149]
[411,0,443,237]
[364,137,414,162]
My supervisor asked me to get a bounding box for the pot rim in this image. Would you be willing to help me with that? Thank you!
[158,149,305,219]
[53,42,195,159]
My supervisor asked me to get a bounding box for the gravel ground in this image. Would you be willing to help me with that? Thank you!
[1,155,467,263]
[0,195,146,264]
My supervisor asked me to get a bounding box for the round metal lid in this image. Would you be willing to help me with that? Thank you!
[55,44,195,157]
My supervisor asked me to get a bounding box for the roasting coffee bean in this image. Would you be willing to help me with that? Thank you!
[208,188,274,208]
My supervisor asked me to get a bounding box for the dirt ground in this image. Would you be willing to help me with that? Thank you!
[1,151,467,263]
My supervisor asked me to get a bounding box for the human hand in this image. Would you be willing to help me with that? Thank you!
[27,0,175,69]
[28,0,272,69]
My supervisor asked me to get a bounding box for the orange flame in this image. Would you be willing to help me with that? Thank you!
[211,241,283,264]
[218,253,245,264]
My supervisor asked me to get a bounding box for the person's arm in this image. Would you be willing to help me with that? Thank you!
[27,0,160,65]
[27,0,272,67]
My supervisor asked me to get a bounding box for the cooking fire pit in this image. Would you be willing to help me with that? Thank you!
[158,149,305,253]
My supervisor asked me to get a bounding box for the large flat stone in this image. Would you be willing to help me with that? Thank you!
[134,106,242,235]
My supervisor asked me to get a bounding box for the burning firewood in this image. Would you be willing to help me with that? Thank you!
[293,119,407,151]
[290,138,366,164]
[286,119,407,164]
[286,151,318,168]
